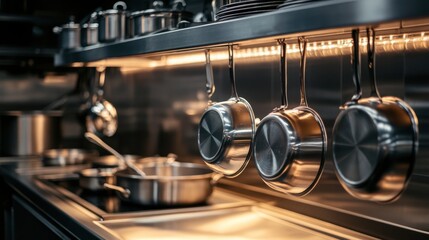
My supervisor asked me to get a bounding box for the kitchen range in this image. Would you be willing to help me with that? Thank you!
[1,0,429,239]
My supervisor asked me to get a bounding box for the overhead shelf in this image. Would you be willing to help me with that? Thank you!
[54,0,429,67]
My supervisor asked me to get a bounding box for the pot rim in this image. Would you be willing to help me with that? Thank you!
[115,162,215,180]
[0,110,63,116]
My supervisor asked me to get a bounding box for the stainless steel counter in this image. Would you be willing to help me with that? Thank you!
[0,158,374,239]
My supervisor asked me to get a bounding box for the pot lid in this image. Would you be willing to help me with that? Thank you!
[98,1,128,15]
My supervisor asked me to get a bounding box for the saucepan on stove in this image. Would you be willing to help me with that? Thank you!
[104,161,223,206]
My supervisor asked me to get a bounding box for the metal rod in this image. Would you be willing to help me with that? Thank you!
[205,49,215,102]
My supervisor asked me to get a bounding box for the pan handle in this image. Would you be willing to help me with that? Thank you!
[205,49,215,103]
[228,45,240,101]
[366,28,382,100]
[104,183,131,198]
[211,173,224,185]
[350,29,362,102]
[298,37,308,107]
[278,39,288,108]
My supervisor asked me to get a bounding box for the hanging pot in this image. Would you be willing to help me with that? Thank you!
[197,46,256,178]
[53,16,81,50]
[332,29,418,203]
[97,1,128,43]
[129,0,193,37]
[253,38,326,196]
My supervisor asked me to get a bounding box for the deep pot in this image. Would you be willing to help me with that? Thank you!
[0,111,62,156]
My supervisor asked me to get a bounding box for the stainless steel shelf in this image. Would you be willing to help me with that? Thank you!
[54,0,429,66]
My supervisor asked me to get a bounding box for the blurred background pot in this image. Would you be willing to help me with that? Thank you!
[0,111,62,156]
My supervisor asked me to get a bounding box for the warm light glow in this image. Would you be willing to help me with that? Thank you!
[115,31,429,73]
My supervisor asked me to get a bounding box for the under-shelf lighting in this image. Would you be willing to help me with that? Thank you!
[118,31,429,73]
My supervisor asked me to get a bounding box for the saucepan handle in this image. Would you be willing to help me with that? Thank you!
[350,29,362,102]
[205,49,215,101]
[366,28,382,100]
[211,173,224,185]
[104,183,131,198]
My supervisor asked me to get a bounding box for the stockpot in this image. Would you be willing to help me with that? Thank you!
[97,1,128,43]
[0,111,62,156]
[104,161,222,206]
[332,29,418,203]
[129,0,193,37]
[198,46,256,178]
[253,38,326,196]
[53,16,80,50]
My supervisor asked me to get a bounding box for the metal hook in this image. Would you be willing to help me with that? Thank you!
[351,29,362,102]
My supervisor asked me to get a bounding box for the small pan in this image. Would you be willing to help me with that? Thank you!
[253,38,326,196]
[198,46,256,178]
[332,29,418,203]
[77,168,117,191]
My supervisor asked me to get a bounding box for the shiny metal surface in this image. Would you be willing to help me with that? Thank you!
[254,38,326,196]
[86,68,118,137]
[91,154,141,168]
[97,2,128,43]
[42,148,99,166]
[78,168,116,191]
[198,45,255,177]
[53,17,81,50]
[85,132,146,176]
[54,0,429,66]
[130,10,191,37]
[110,162,218,206]
[81,23,99,47]
[0,111,62,156]
[96,205,374,240]
[332,30,418,202]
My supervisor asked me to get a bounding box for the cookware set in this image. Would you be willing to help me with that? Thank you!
[54,0,193,50]
[198,29,419,202]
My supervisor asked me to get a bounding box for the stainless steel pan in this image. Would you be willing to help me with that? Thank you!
[78,168,117,191]
[198,46,256,178]
[42,148,98,166]
[332,29,418,203]
[104,161,222,206]
[253,38,326,196]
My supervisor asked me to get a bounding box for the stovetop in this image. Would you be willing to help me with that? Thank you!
[34,170,254,219]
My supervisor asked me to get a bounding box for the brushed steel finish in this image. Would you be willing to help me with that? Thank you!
[97,2,128,43]
[198,45,255,178]
[332,29,418,203]
[0,111,62,156]
[254,39,326,196]
[78,168,117,191]
[109,162,217,206]
[333,97,418,202]
[81,23,98,47]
